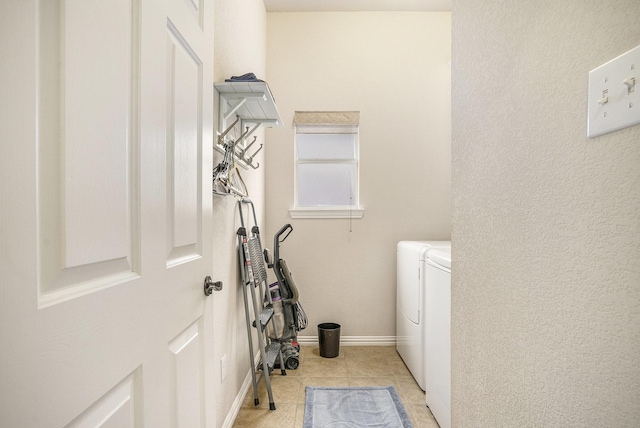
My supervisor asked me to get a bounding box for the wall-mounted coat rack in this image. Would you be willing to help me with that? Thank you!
[214,81,282,170]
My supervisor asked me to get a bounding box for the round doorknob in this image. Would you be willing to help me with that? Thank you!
[204,276,223,296]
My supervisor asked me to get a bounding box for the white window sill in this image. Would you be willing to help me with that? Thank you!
[289,208,364,219]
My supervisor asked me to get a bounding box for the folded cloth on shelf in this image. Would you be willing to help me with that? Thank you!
[225,72,264,82]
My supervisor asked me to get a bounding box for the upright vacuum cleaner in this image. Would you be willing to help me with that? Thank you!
[265,224,308,370]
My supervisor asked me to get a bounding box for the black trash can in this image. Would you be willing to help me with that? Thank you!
[317,322,341,358]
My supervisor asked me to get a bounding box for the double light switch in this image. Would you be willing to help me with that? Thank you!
[588,45,640,138]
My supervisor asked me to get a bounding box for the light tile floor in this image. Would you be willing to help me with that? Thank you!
[232,345,440,427]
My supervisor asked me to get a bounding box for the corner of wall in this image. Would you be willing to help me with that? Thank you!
[213,0,268,426]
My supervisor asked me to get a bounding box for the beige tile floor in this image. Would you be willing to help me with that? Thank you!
[232,345,440,427]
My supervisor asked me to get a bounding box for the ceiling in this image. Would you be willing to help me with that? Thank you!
[264,0,452,12]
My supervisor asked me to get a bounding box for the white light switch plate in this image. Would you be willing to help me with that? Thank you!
[588,45,640,138]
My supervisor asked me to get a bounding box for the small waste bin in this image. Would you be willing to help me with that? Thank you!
[317,322,341,358]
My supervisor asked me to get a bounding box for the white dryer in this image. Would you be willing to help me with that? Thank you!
[424,247,451,428]
[396,240,450,391]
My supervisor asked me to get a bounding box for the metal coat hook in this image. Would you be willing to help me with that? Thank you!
[236,126,252,145]
[245,143,263,169]
[218,115,240,145]
[241,123,261,145]
[239,136,258,158]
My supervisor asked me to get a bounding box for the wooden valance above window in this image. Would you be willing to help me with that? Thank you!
[293,111,360,134]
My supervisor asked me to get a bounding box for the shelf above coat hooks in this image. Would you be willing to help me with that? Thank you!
[214,81,282,169]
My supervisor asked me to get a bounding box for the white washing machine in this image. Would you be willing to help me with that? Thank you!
[424,247,451,428]
[396,240,450,391]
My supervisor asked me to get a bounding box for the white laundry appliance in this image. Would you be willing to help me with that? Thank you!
[396,240,450,391]
[424,247,451,428]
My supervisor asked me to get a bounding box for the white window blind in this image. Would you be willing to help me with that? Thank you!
[291,111,363,219]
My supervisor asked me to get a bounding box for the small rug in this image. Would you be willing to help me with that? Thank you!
[303,386,413,428]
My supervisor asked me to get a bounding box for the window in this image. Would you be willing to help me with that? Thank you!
[290,111,364,219]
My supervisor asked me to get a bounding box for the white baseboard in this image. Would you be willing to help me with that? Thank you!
[297,335,397,346]
[221,353,260,428]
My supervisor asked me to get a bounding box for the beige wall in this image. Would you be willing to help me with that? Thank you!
[265,12,452,338]
[452,1,640,426]
[212,0,267,426]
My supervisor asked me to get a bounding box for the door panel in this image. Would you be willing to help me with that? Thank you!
[67,370,142,428]
[62,0,134,268]
[169,320,205,427]
[37,0,140,306]
[166,21,202,266]
[0,0,215,426]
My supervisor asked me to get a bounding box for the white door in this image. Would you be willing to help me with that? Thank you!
[0,1,215,427]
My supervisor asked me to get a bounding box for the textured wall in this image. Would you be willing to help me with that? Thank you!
[212,0,267,426]
[452,1,640,426]
[265,12,451,337]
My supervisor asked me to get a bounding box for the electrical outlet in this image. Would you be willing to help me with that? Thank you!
[588,45,640,137]
[220,354,228,383]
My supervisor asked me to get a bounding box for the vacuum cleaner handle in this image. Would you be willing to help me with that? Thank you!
[273,224,292,269]
[275,223,293,243]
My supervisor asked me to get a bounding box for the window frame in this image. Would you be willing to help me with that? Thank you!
[290,121,364,219]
